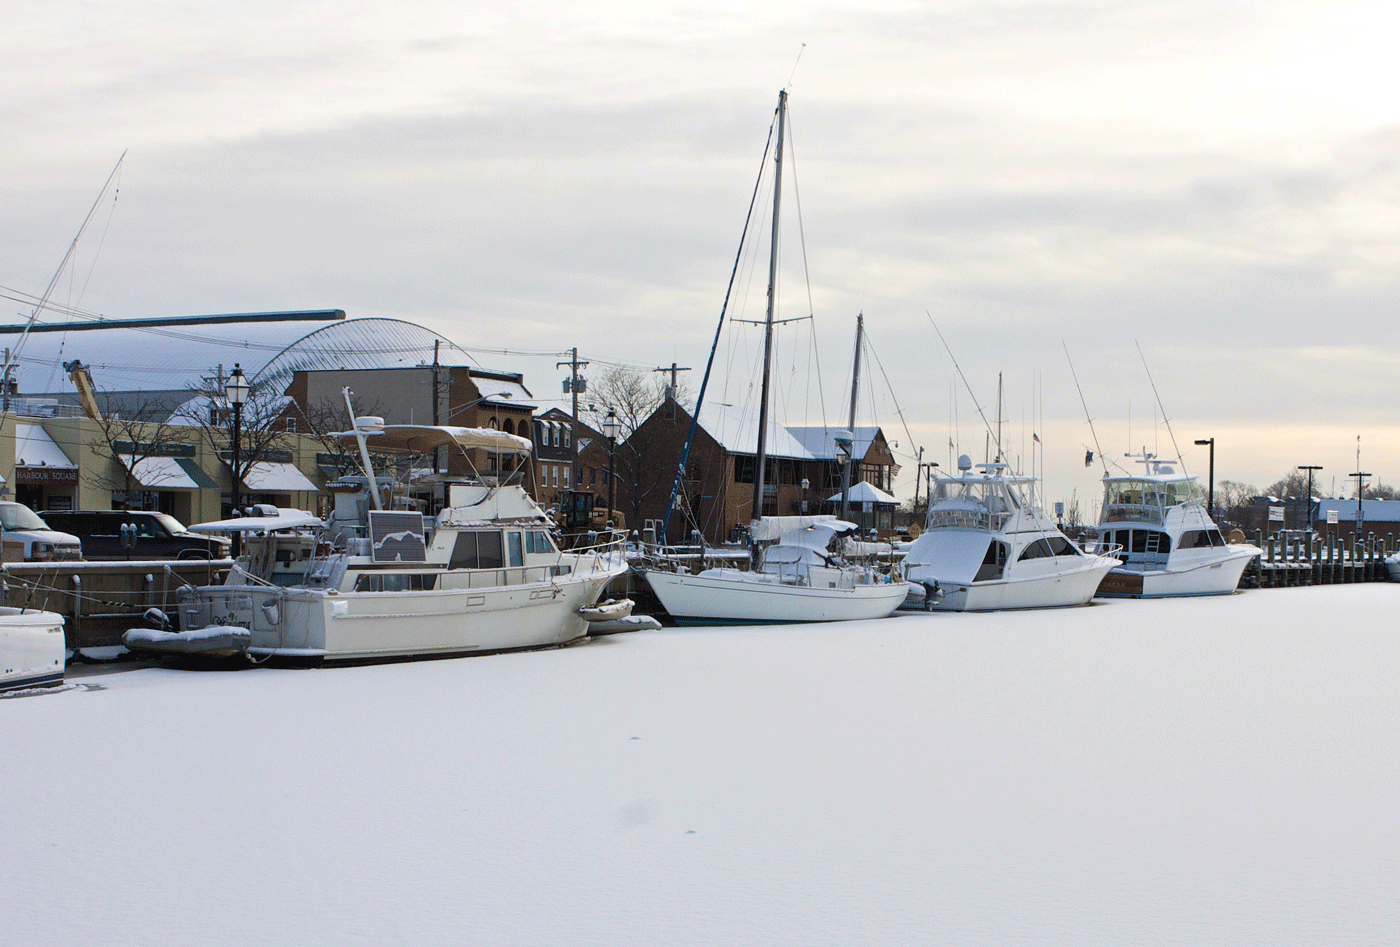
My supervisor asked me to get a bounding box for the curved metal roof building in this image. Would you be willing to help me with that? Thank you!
[0,311,480,407]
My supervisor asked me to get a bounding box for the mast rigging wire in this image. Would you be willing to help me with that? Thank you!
[659,104,779,540]
[926,312,1002,462]
[1135,340,1189,478]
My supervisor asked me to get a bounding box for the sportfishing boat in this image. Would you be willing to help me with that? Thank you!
[643,91,907,625]
[903,455,1120,611]
[0,607,66,691]
[1089,452,1260,597]
[123,412,629,663]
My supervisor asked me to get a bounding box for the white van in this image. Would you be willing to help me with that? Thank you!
[0,501,82,562]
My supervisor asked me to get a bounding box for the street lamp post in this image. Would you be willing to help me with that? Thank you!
[1298,465,1322,533]
[1193,438,1215,517]
[602,408,619,531]
[224,364,250,555]
[1350,470,1371,538]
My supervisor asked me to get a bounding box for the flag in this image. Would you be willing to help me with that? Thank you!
[890,464,902,478]
[1084,449,1094,467]
[1032,432,1041,444]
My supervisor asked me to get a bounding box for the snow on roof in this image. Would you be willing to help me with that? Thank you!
[13,423,76,469]
[165,394,295,426]
[786,426,883,461]
[825,480,898,505]
[472,375,535,408]
[696,403,813,459]
[1314,499,1400,522]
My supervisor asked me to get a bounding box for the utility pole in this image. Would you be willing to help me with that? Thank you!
[653,362,691,399]
[557,348,589,490]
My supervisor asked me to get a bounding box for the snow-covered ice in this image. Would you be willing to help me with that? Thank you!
[4,585,1399,946]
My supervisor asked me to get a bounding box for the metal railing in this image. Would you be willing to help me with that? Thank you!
[926,508,1010,533]
[1101,503,1164,526]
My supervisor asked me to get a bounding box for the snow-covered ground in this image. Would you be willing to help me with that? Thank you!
[5,585,1399,946]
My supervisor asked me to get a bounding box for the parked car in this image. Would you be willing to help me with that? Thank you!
[0,502,83,562]
[38,510,232,560]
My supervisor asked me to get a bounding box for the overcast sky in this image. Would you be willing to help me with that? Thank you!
[5,1,1400,508]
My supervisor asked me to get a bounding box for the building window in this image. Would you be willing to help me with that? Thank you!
[552,425,560,447]
[589,468,596,486]
[735,455,755,484]
[563,466,571,488]
[563,427,572,449]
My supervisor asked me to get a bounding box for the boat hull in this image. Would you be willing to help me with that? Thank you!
[645,569,909,625]
[915,558,1118,612]
[133,553,628,664]
[0,608,66,692]
[1096,546,1259,598]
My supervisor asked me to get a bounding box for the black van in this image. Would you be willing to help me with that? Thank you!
[38,510,232,560]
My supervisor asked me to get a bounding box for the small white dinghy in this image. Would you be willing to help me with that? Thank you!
[0,607,66,692]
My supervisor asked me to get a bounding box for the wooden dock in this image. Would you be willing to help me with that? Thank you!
[1245,531,1395,588]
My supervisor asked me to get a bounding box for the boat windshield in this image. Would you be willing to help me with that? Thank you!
[1102,478,1205,525]
[927,477,1023,531]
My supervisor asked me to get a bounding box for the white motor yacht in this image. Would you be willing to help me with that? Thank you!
[1090,453,1260,597]
[0,607,65,692]
[645,517,909,625]
[124,416,628,663]
[903,456,1120,611]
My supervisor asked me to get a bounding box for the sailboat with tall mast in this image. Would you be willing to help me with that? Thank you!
[643,90,909,625]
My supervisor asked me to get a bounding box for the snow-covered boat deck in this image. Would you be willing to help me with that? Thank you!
[6,585,1399,944]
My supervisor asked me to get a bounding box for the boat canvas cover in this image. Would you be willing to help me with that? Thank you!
[189,510,325,534]
[763,544,830,568]
[748,516,857,542]
[903,530,999,585]
[342,424,533,457]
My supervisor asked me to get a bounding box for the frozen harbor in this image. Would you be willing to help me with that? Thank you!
[4,585,1398,946]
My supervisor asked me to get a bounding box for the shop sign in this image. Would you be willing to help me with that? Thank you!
[16,466,79,484]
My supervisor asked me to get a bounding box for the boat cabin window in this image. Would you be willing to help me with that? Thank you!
[525,530,555,554]
[354,573,438,592]
[1179,528,1225,549]
[450,530,505,569]
[1018,536,1081,560]
[508,531,524,568]
[974,541,1008,582]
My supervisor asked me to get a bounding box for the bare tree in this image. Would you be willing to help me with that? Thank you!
[83,391,192,507]
[1264,472,1318,500]
[175,373,294,510]
[590,365,692,437]
[590,366,694,528]
[294,393,387,479]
